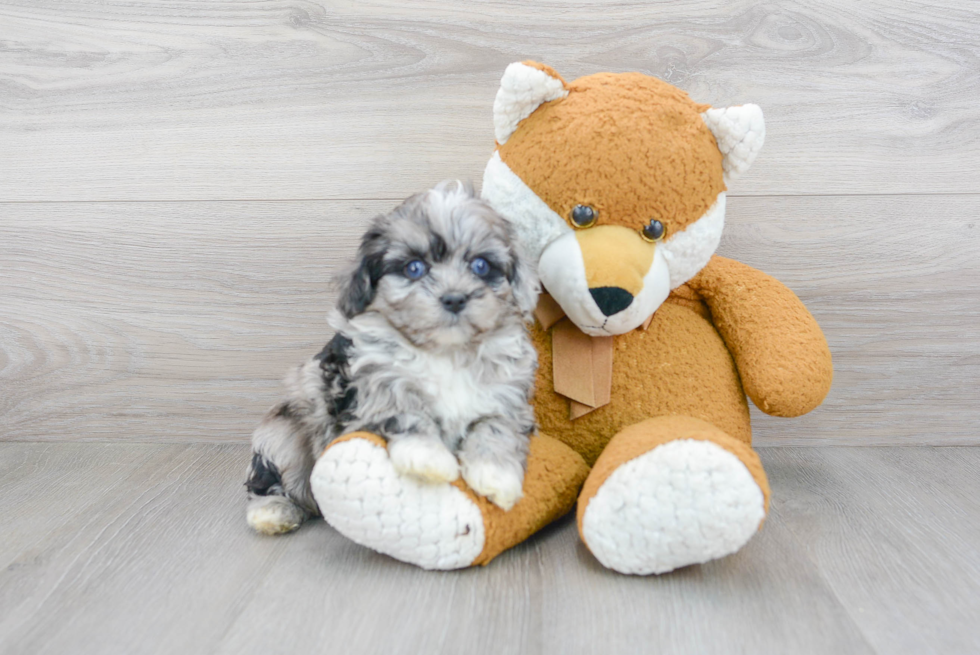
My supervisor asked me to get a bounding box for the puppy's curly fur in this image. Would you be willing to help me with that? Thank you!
[246,181,539,535]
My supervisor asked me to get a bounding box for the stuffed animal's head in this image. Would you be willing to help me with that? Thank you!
[482,61,765,336]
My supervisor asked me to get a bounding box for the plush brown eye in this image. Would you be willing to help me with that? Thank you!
[570,204,597,228]
[641,219,665,242]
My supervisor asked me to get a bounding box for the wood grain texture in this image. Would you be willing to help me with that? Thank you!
[1,0,979,201]
[216,506,876,655]
[0,200,378,443]
[2,195,976,445]
[2,443,978,654]
[766,447,980,655]
[0,442,288,655]
[2,2,977,653]
[725,194,980,445]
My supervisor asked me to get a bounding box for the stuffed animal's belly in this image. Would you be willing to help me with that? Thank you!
[533,302,750,466]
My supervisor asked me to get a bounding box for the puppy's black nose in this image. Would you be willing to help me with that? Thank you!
[589,286,633,316]
[440,293,468,314]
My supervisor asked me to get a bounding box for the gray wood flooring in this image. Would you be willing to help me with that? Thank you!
[2,1,979,653]
[1,443,977,655]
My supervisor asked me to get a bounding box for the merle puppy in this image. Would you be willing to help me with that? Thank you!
[245,181,540,535]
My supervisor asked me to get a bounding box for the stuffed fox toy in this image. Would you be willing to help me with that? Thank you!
[310,61,833,575]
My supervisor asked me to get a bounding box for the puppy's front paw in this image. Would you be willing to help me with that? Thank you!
[389,437,460,484]
[462,460,524,511]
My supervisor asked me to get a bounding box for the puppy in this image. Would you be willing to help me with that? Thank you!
[245,181,539,535]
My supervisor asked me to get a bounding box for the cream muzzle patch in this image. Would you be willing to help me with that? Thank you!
[537,229,671,336]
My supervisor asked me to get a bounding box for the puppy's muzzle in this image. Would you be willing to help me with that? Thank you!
[440,292,468,314]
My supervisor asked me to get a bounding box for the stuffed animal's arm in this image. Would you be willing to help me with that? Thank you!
[688,255,832,417]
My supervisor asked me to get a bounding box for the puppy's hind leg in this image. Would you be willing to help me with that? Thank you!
[246,453,309,536]
[246,415,317,535]
[246,358,332,535]
[247,494,308,536]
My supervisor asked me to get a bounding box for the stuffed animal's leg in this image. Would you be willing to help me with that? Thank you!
[577,416,770,575]
[311,432,588,570]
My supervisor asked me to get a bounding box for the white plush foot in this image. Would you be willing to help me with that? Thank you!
[311,438,485,570]
[461,460,524,511]
[388,437,460,484]
[246,495,306,535]
[581,439,766,575]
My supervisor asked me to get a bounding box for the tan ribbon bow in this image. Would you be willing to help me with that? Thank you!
[534,294,654,420]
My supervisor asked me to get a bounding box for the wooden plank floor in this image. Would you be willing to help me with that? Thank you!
[0,443,977,655]
[2,1,979,653]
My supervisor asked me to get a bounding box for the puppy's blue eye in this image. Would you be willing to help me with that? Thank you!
[470,257,490,277]
[404,260,427,280]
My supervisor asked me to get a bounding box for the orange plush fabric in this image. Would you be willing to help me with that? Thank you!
[467,433,589,565]
[533,293,753,467]
[481,62,832,572]
[690,256,834,417]
[317,62,833,573]
[575,415,771,537]
[326,431,589,567]
[498,70,725,237]
[492,63,831,471]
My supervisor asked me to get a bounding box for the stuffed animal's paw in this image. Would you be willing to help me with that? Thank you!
[580,438,765,575]
[311,434,485,570]
[461,460,524,511]
[388,437,460,484]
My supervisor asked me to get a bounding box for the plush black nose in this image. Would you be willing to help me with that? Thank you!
[589,287,633,316]
[440,293,468,314]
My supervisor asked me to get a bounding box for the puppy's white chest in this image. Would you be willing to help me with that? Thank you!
[416,354,489,425]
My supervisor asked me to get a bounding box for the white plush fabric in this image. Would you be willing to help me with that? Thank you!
[483,151,726,295]
[493,62,568,145]
[658,192,726,290]
[701,105,766,182]
[581,439,765,575]
[537,230,671,336]
[481,151,571,263]
[311,438,485,570]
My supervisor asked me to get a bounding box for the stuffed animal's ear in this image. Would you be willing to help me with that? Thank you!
[701,104,765,181]
[493,61,568,145]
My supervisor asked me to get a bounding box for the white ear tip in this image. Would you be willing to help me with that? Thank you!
[701,104,766,181]
[493,62,568,144]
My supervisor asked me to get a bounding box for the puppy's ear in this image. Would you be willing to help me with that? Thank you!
[337,225,387,318]
[507,241,541,319]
